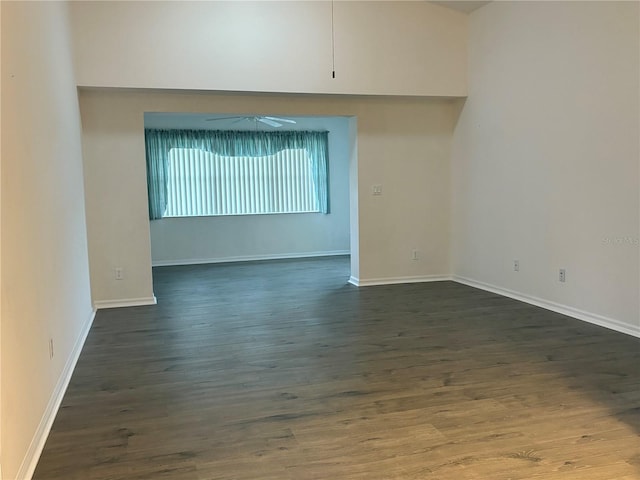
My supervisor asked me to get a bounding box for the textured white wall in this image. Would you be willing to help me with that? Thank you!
[0,3,3,476]
[69,0,467,97]
[147,116,352,265]
[79,95,156,308]
[79,89,456,302]
[451,1,640,333]
[1,2,93,478]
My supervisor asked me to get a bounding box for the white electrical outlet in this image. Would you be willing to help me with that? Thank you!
[514,260,519,272]
[559,269,566,283]
[115,267,124,280]
[372,185,383,196]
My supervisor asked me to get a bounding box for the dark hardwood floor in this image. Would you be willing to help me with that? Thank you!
[34,256,640,479]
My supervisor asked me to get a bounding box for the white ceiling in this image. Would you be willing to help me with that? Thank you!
[430,1,491,14]
[144,113,347,131]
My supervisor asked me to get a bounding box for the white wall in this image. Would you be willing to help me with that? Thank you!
[69,0,467,97]
[1,2,94,479]
[451,1,640,334]
[0,3,3,476]
[348,117,359,281]
[146,116,351,266]
[79,95,156,309]
[79,89,457,303]
[356,96,454,284]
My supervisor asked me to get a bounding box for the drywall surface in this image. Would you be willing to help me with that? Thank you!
[451,1,640,332]
[1,2,93,478]
[69,1,467,97]
[348,117,360,281]
[146,116,351,266]
[79,89,456,302]
[79,100,156,307]
[0,3,3,476]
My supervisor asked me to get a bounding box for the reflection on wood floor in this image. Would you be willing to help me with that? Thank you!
[34,256,640,479]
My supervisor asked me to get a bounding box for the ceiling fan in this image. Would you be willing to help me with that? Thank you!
[205,115,297,128]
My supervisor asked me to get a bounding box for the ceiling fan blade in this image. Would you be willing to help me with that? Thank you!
[204,116,245,122]
[258,117,282,128]
[263,116,296,124]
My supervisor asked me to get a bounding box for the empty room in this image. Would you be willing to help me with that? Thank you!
[1,1,638,479]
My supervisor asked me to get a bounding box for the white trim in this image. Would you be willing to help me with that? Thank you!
[94,296,157,310]
[453,275,640,339]
[349,275,452,287]
[152,251,350,267]
[16,308,96,480]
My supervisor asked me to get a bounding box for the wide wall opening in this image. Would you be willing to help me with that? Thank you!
[143,112,353,268]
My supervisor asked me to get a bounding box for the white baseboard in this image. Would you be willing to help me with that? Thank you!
[16,308,96,480]
[349,274,452,287]
[93,296,157,310]
[152,250,350,267]
[453,275,640,339]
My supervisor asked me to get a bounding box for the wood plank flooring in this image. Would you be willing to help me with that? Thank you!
[34,256,640,479]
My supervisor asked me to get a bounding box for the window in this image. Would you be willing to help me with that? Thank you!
[165,148,319,217]
[145,129,329,220]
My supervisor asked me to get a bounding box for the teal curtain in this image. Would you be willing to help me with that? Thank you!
[145,129,330,219]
